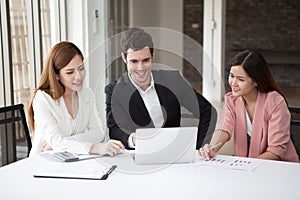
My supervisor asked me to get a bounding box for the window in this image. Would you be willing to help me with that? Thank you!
[0,0,63,108]
[9,0,31,109]
[0,0,65,162]
[107,0,129,82]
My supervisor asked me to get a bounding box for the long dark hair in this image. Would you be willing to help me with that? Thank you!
[28,41,84,131]
[230,50,286,101]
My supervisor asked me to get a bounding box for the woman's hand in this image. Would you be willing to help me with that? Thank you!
[90,140,125,156]
[41,142,53,152]
[198,143,220,160]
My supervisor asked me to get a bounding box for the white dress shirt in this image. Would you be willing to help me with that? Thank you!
[29,88,106,156]
[127,72,164,148]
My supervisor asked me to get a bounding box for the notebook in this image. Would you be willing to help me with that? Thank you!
[135,127,198,165]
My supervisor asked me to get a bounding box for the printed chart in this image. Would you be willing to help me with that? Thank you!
[196,155,262,172]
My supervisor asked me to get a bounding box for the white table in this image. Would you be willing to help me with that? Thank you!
[0,151,300,200]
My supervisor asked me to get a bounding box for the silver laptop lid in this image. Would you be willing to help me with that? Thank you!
[135,127,197,165]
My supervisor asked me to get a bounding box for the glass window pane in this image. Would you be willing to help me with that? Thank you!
[40,0,52,64]
[9,0,31,159]
[108,0,129,82]
[9,0,31,108]
[8,0,52,159]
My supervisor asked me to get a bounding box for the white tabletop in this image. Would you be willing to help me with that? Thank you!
[1,151,300,200]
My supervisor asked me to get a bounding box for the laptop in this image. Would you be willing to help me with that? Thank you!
[135,127,198,165]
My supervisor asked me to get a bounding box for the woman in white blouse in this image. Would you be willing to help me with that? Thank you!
[28,41,124,156]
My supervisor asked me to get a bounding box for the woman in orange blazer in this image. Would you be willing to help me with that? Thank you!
[199,50,298,162]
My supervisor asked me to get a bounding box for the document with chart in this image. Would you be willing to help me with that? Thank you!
[196,155,262,172]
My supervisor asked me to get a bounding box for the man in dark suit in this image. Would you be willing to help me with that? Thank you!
[105,27,217,149]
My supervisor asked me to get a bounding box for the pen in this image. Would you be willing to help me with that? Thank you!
[209,142,222,150]
[102,165,117,180]
[106,165,117,176]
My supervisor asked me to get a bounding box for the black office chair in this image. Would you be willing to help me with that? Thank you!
[289,107,300,157]
[0,104,32,166]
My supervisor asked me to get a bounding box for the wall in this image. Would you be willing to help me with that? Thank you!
[184,0,300,88]
[226,0,300,52]
[66,0,108,124]
[183,0,203,92]
[129,0,183,72]
[226,0,300,88]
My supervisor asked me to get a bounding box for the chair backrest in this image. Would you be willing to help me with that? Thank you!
[290,107,300,156]
[0,104,32,166]
[290,107,300,126]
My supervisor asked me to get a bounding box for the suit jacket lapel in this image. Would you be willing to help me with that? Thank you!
[248,92,265,157]
[235,97,248,157]
[154,84,168,109]
[152,71,168,107]
[121,73,153,126]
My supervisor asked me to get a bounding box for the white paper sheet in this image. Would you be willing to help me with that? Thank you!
[195,155,262,172]
[33,158,108,180]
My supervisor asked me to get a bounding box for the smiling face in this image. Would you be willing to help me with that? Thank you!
[229,65,257,97]
[123,47,153,90]
[58,54,86,94]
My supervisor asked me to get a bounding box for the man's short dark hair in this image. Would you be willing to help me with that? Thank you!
[120,27,154,58]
